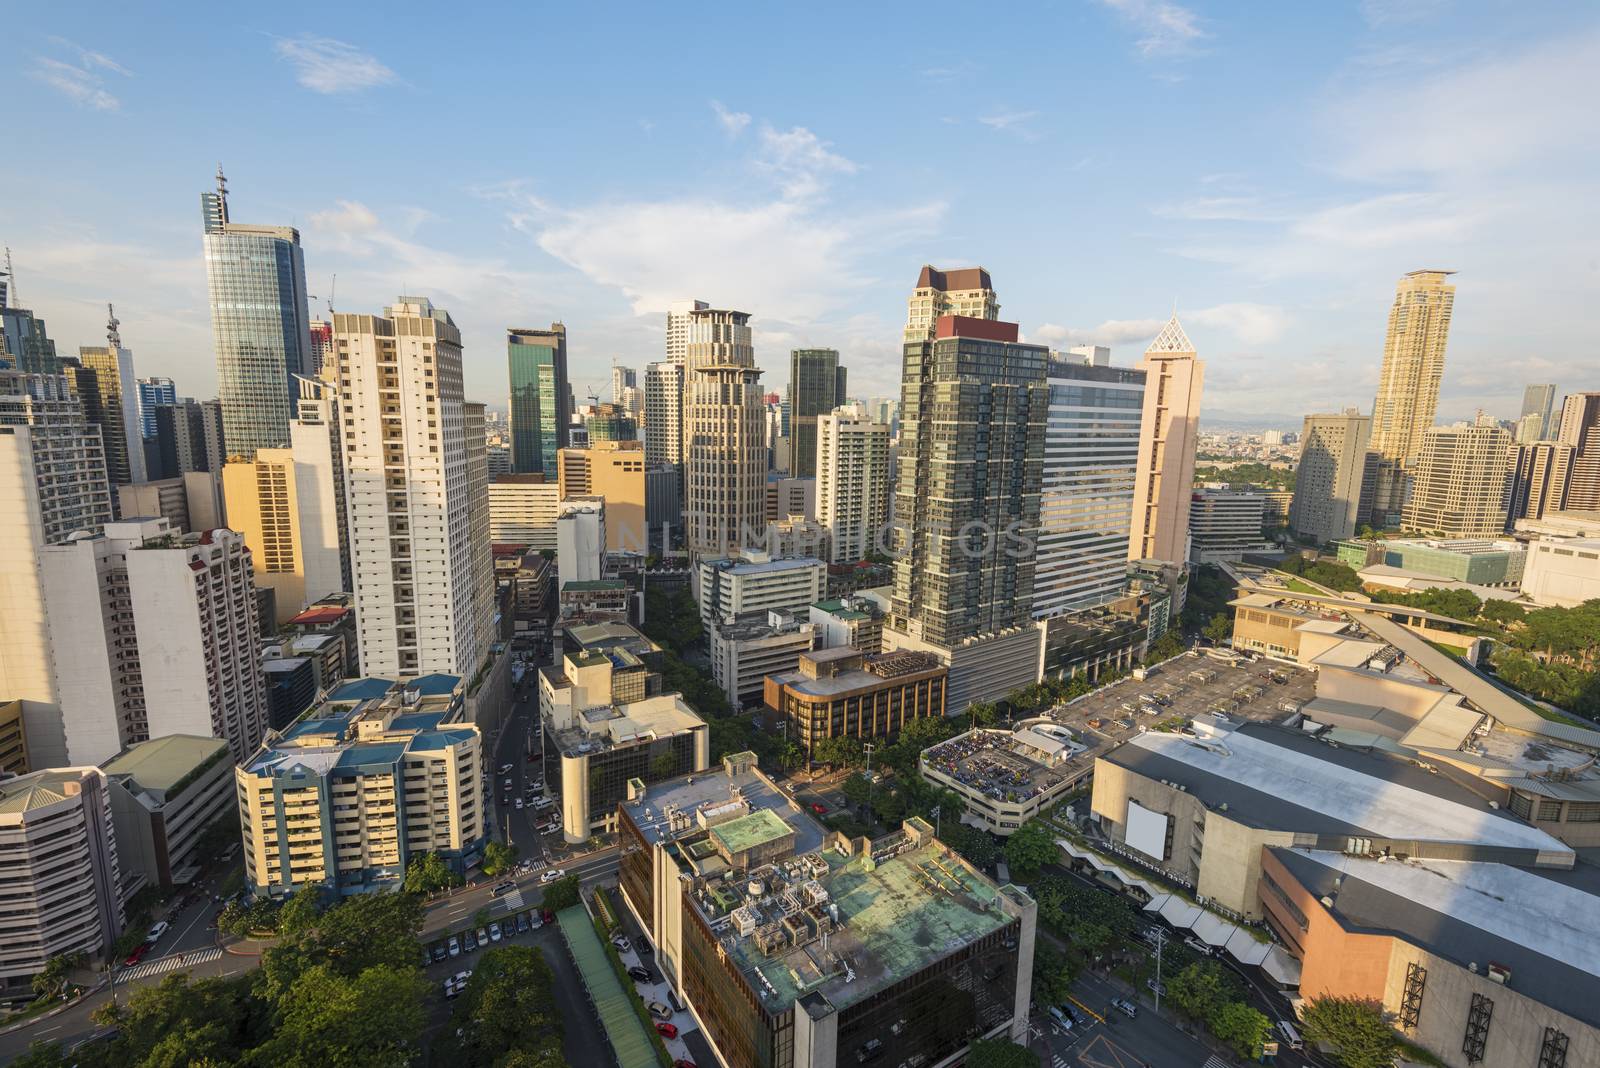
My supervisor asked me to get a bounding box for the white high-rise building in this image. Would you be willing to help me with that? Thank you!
[335,297,492,678]
[42,518,269,764]
[556,498,606,584]
[488,475,561,549]
[0,370,113,728]
[666,299,709,364]
[644,360,684,468]
[815,403,890,564]
[683,308,767,558]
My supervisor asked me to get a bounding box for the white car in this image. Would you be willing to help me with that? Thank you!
[541,868,565,884]
[145,920,169,944]
[499,764,513,774]
[612,935,632,953]
[515,798,524,809]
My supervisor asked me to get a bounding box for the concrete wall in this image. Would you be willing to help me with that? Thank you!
[1316,665,1452,721]
[1195,814,1294,920]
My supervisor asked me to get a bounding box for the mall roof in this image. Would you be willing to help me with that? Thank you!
[1271,847,1600,1030]
[328,677,395,702]
[1105,723,1572,859]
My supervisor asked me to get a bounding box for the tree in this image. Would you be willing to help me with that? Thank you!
[483,840,520,877]
[1203,612,1232,645]
[1479,598,1525,625]
[1002,820,1057,880]
[1146,630,1185,663]
[451,945,563,1066]
[246,963,427,1068]
[1167,961,1232,1023]
[402,850,463,896]
[540,872,581,912]
[1301,995,1402,1068]
[32,951,84,1000]
[9,1043,69,1068]
[91,973,257,1067]
[1031,944,1077,1006]
[942,822,1000,870]
[276,884,326,938]
[1210,1001,1272,1059]
[965,1038,1041,1068]
[968,701,999,728]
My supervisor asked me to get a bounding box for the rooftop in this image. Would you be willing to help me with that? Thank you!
[288,605,350,626]
[568,621,662,659]
[701,554,826,578]
[551,693,704,758]
[621,756,827,853]
[709,808,794,856]
[1272,847,1600,1030]
[102,735,228,796]
[0,768,95,817]
[922,726,1085,804]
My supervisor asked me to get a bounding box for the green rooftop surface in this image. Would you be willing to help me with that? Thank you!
[812,599,869,620]
[710,808,794,857]
[563,579,628,591]
[556,905,657,1068]
[726,840,1013,1013]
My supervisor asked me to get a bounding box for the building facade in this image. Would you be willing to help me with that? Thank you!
[683,308,767,558]
[1188,489,1272,563]
[507,324,570,475]
[73,308,146,488]
[1130,316,1205,565]
[904,264,1000,341]
[1369,270,1457,523]
[1520,383,1558,441]
[558,439,649,552]
[1292,410,1374,544]
[1509,441,1575,524]
[815,404,890,564]
[103,734,235,893]
[643,360,685,468]
[788,348,846,479]
[1401,421,1514,538]
[710,611,820,709]
[1556,392,1600,511]
[697,552,828,627]
[765,647,946,763]
[488,474,560,549]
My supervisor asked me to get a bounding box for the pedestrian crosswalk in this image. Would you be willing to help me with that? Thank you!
[1202,1057,1231,1068]
[119,946,222,982]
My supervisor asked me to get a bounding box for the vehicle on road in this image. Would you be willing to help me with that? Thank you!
[1183,935,1214,956]
[655,1022,678,1039]
[447,936,460,957]
[541,868,565,883]
[628,965,651,983]
[612,935,631,953]
[1111,997,1139,1018]
[1146,978,1167,997]
[500,764,514,774]
[489,922,502,942]
[491,881,516,897]
[1048,1005,1073,1029]
[123,943,149,966]
[515,798,524,809]
[648,1000,672,1020]
[1276,1019,1305,1051]
[145,920,169,944]
[810,802,827,814]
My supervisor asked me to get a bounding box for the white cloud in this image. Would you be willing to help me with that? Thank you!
[977,111,1041,139]
[274,35,396,94]
[31,40,131,111]
[1031,302,1289,350]
[1096,0,1208,58]
[754,125,857,200]
[711,100,751,137]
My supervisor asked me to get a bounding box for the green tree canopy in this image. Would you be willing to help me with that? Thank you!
[965,1038,1041,1068]
[401,850,463,896]
[451,945,563,1066]
[1301,995,1402,1068]
[540,873,581,912]
[1166,961,1234,1023]
[483,840,520,877]
[246,963,427,1068]
[1002,820,1057,881]
[1210,1000,1272,1059]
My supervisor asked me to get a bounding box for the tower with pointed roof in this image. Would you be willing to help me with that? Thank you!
[1368,270,1456,523]
[1129,314,1205,564]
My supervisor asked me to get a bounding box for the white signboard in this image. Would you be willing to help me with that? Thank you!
[1126,799,1169,860]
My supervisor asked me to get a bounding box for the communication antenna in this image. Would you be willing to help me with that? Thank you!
[106,303,121,349]
[214,164,230,224]
[2,247,15,307]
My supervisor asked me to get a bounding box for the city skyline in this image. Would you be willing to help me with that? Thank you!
[5,4,1597,422]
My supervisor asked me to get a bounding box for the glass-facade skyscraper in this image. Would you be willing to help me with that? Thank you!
[201,170,312,461]
[787,348,847,478]
[507,324,569,475]
[136,377,176,439]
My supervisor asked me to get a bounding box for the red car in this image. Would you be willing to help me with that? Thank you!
[123,943,149,966]
[655,1022,678,1039]
[543,909,555,924]
[810,802,827,815]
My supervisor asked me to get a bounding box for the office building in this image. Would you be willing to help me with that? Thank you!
[904,264,1000,341]
[508,324,569,475]
[683,308,767,558]
[1509,440,1575,524]
[922,724,1088,836]
[808,596,887,653]
[643,360,685,467]
[1520,383,1558,442]
[306,319,334,376]
[1034,359,1146,616]
[666,298,709,363]
[557,440,649,552]
[148,397,225,479]
[0,700,26,775]
[765,647,946,763]
[617,756,1036,1068]
[645,463,680,542]
[336,297,493,678]
[761,515,832,561]
[1291,410,1374,544]
[135,377,177,439]
[697,551,828,626]
[556,498,606,584]
[711,610,820,709]
[488,474,560,549]
[787,348,847,478]
[765,474,816,523]
[0,370,114,718]
[117,472,224,534]
[1368,270,1457,522]
[538,646,708,843]
[201,169,313,459]
[1401,420,1515,537]
[103,734,235,893]
[71,306,147,488]
[1130,316,1205,564]
[1188,489,1274,563]
[235,690,485,896]
[0,768,124,996]
[815,404,890,564]
[0,282,62,375]
[264,656,318,729]
[1521,538,1600,607]
[585,401,637,443]
[611,363,637,402]
[1557,392,1600,511]
[42,518,269,765]
[1336,538,1526,587]
[558,578,631,624]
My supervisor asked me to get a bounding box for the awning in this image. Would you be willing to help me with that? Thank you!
[1191,910,1235,946]
[1224,928,1272,966]
[1158,896,1204,928]
[1261,945,1302,987]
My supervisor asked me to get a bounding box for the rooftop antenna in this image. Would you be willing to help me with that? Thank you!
[215,164,230,225]
[329,273,336,316]
[2,246,15,308]
[106,303,121,350]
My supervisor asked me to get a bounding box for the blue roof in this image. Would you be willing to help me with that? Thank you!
[328,678,396,702]
[333,742,407,771]
[408,673,462,696]
[281,717,350,742]
[410,729,477,752]
[390,711,451,733]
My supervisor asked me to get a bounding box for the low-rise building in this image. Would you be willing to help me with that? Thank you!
[1188,489,1275,563]
[697,550,827,627]
[0,768,124,996]
[764,647,946,763]
[1340,538,1527,587]
[921,724,1088,835]
[880,622,1043,712]
[235,688,484,897]
[1520,537,1600,607]
[103,734,235,893]
[284,600,358,676]
[616,754,1037,1068]
[709,610,819,710]
[807,595,886,653]
[558,578,631,624]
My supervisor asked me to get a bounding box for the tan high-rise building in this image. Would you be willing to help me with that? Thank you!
[1129,316,1205,564]
[1369,270,1456,519]
[1508,440,1575,523]
[1401,419,1514,537]
[904,266,999,342]
[683,308,766,558]
[666,299,709,365]
[1291,410,1373,544]
[1556,392,1600,511]
[557,439,649,552]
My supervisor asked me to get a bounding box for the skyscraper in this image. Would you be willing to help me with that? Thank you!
[644,360,684,467]
[1508,441,1574,524]
[815,403,891,564]
[1291,410,1374,544]
[585,402,638,443]
[1520,383,1558,441]
[611,364,637,402]
[1369,270,1456,521]
[890,314,1048,646]
[0,259,62,375]
[507,324,569,475]
[72,305,146,488]
[683,308,767,558]
[787,348,847,478]
[201,168,313,460]
[666,299,709,364]
[1557,392,1600,511]
[148,397,224,480]
[135,376,176,439]
[1034,358,1146,616]
[1401,419,1514,537]
[903,266,1000,342]
[336,297,493,676]
[307,319,334,377]
[1129,316,1205,564]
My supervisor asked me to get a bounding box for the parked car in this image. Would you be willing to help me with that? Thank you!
[1146,978,1167,997]
[628,965,652,983]
[1111,997,1139,1018]
[541,868,565,884]
[655,1022,678,1039]
[648,1000,672,1020]
[515,912,530,933]
[488,922,502,942]
[443,977,459,999]
[810,802,828,815]
[1183,935,1213,956]
[673,1061,697,1068]
[462,931,477,952]
[145,920,169,944]
[491,881,516,897]
[431,943,448,962]
[612,935,632,953]
[530,912,544,929]
[543,909,555,924]
[123,943,149,967]
[447,936,461,957]
[476,926,489,945]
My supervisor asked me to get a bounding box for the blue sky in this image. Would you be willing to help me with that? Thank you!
[5,0,1598,426]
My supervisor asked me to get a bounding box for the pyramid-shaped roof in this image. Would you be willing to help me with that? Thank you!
[1147,314,1195,354]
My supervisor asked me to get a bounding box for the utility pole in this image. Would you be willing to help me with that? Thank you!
[862,742,876,817]
[1152,926,1166,1014]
